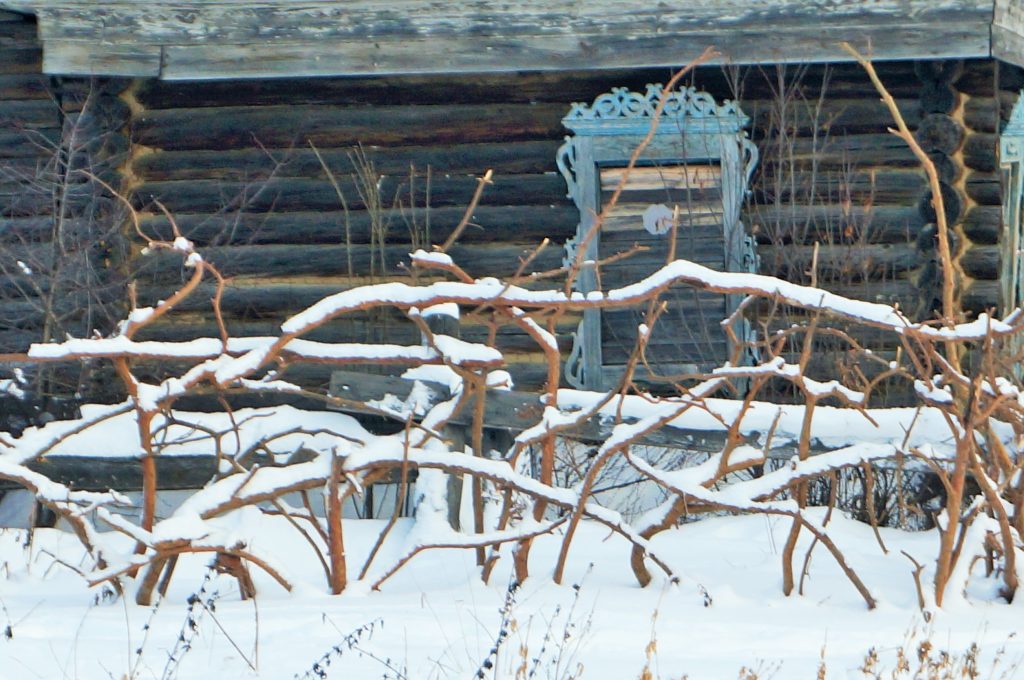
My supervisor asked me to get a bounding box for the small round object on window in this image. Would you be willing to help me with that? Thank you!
[642,203,674,235]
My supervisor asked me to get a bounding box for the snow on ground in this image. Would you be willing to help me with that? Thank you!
[1,511,1022,679]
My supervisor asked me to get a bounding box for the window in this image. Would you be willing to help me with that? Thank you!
[556,85,758,389]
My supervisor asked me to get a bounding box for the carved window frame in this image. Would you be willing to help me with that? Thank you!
[556,85,759,389]
[1001,91,1024,316]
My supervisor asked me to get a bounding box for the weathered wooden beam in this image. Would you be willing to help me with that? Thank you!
[995,0,1024,69]
[156,27,992,80]
[16,1,996,78]
[26,2,990,45]
[41,39,160,77]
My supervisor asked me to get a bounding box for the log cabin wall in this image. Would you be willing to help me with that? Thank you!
[0,8,1008,400]
[122,62,1001,396]
[0,11,58,354]
[0,11,130,397]
[960,62,1024,311]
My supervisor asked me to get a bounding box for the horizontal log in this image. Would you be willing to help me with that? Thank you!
[960,206,1002,245]
[960,245,1000,280]
[758,243,921,282]
[1000,61,1024,90]
[748,97,922,136]
[140,205,579,247]
[953,60,996,97]
[0,128,59,159]
[136,68,676,109]
[753,169,926,206]
[962,133,997,173]
[130,242,565,283]
[0,10,27,23]
[746,205,924,245]
[774,278,919,309]
[962,91,1017,133]
[133,102,566,151]
[0,73,51,100]
[132,140,563,181]
[0,99,60,128]
[769,132,922,170]
[964,171,1001,206]
[0,215,59,241]
[131,173,568,213]
[135,282,383,315]
[136,63,924,110]
[0,328,42,353]
[962,279,1000,313]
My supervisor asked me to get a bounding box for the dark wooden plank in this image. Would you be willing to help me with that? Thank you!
[752,169,927,205]
[131,140,563,181]
[952,60,996,97]
[131,173,569,213]
[962,133,997,173]
[135,62,925,110]
[961,206,1001,245]
[130,242,565,283]
[0,128,59,158]
[759,243,921,282]
[0,215,57,240]
[0,99,60,128]
[960,245,1000,280]
[964,171,1001,206]
[132,103,566,151]
[0,47,43,76]
[139,205,579,247]
[0,73,48,100]
[135,69,672,109]
[962,279,999,313]
[963,91,1017,133]
[746,205,924,245]
[749,97,922,136]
